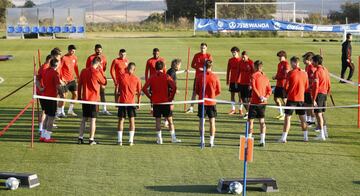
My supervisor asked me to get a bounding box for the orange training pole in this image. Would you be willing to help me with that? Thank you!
[358,56,360,128]
[31,55,36,148]
[184,47,191,112]
[38,49,41,65]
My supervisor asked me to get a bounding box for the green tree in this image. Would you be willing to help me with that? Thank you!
[328,2,360,24]
[0,0,14,23]
[23,0,36,8]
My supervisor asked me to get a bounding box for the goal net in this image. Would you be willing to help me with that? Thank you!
[215,1,296,22]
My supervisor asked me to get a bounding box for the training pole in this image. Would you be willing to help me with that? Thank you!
[358,56,360,128]
[200,60,207,149]
[31,55,36,148]
[184,47,191,112]
[242,121,249,196]
[35,52,40,126]
[38,49,41,65]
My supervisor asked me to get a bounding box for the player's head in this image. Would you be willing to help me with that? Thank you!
[241,51,249,61]
[290,56,300,69]
[200,43,207,53]
[119,49,126,58]
[205,60,213,70]
[50,47,61,61]
[68,44,76,55]
[277,50,287,60]
[153,48,160,58]
[171,58,181,71]
[254,60,263,71]
[155,60,164,71]
[312,55,323,66]
[94,44,102,56]
[302,52,314,65]
[92,56,102,68]
[50,58,59,70]
[45,54,52,63]
[231,46,239,57]
[346,33,352,41]
[127,62,136,74]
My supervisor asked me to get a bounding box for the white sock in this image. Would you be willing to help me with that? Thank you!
[78,136,83,139]
[117,131,123,143]
[320,129,325,138]
[279,108,284,115]
[231,104,235,110]
[129,131,135,143]
[103,105,107,111]
[157,131,162,139]
[210,135,215,145]
[260,133,265,143]
[89,137,94,141]
[68,104,74,112]
[57,107,61,114]
[281,132,288,141]
[41,130,47,138]
[170,130,176,140]
[189,106,193,111]
[239,104,243,111]
[61,106,65,114]
[305,116,309,122]
[45,131,52,139]
[39,122,43,131]
[303,131,308,140]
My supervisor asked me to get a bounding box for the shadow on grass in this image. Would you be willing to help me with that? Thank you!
[146,185,218,194]
[353,181,360,185]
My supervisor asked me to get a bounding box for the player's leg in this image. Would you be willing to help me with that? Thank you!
[238,92,244,116]
[128,106,136,145]
[197,104,205,146]
[43,100,57,142]
[186,78,196,113]
[274,87,284,119]
[314,94,326,141]
[167,116,181,143]
[209,117,216,147]
[248,119,254,137]
[229,91,236,114]
[348,62,354,81]
[100,85,111,115]
[67,81,78,116]
[117,106,125,145]
[259,118,266,146]
[297,105,309,142]
[155,117,162,144]
[78,117,87,144]
[340,61,348,81]
[280,102,293,143]
[89,117,97,145]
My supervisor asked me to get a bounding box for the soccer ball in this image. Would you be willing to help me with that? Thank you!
[5,177,20,190]
[228,181,243,195]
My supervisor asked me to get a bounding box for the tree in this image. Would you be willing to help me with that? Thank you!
[0,0,14,23]
[23,0,36,8]
[165,0,276,20]
[328,2,360,24]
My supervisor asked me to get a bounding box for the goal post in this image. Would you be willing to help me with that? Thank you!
[214,2,296,22]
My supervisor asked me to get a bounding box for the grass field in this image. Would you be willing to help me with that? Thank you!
[1,33,360,195]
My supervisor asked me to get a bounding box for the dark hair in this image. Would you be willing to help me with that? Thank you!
[45,54,52,62]
[50,47,61,56]
[119,49,126,53]
[205,60,212,69]
[200,43,207,47]
[68,44,76,51]
[95,44,102,49]
[277,50,287,58]
[241,51,248,56]
[254,60,263,70]
[50,58,59,68]
[312,55,323,65]
[290,56,300,63]
[127,62,136,70]
[346,33,352,39]
[92,56,102,65]
[302,52,315,61]
[153,48,160,52]
[171,58,181,69]
[155,61,164,70]
[231,46,240,52]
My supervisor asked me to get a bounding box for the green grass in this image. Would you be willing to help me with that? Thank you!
[1,35,360,195]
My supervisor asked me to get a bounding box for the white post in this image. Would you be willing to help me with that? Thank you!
[293,2,296,22]
[215,3,217,19]
[193,17,196,36]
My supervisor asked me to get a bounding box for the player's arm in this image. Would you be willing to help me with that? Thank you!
[162,59,167,73]
[191,55,197,69]
[86,56,91,68]
[226,60,231,85]
[136,80,142,108]
[265,79,272,98]
[312,74,320,103]
[110,59,117,85]
[168,77,177,101]
[97,70,107,86]
[251,76,261,99]
[215,76,221,96]
[142,79,151,100]
[145,60,149,81]
[78,72,83,100]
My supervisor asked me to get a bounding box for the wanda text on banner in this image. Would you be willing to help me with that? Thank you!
[194,18,360,32]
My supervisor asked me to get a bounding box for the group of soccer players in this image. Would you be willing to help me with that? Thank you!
[35,42,331,147]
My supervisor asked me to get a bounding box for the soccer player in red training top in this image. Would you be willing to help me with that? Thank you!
[226,46,242,115]
[186,43,213,113]
[303,52,317,125]
[116,62,141,146]
[78,56,107,145]
[279,56,309,143]
[238,51,254,119]
[196,60,221,148]
[35,54,52,134]
[86,44,111,115]
[312,55,331,141]
[272,50,290,120]
[145,48,166,82]
[142,61,181,144]
[247,60,272,147]
[57,44,80,117]
[40,58,62,143]
[110,49,128,102]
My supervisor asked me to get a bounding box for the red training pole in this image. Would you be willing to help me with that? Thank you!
[184,47,191,112]
[358,56,360,128]
[31,55,36,148]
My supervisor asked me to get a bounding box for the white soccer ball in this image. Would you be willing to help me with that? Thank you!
[229,181,243,195]
[5,177,20,190]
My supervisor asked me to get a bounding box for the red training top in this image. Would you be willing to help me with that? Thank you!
[312,65,331,101]
[195,70,221,106]
[142,71,176,104]
[191,52,213,77]
[145,57,166,81]
[285,67,308,102]
[117,72,142,104]
[305,63,317,93]
[275,60,290,87]
[78,66,107,101]
[86,53,107,72]
[250,71,272,104]
[36,62,50,95]
[110,57,128,85]
[238,59,254,85]
[226,57,241,84]
[60,54,79,82]
[43,67,61,97]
